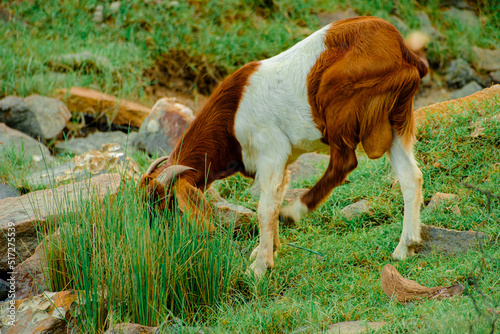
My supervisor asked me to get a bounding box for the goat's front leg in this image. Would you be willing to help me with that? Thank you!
[249,164,287,277]
[389,135,423,260]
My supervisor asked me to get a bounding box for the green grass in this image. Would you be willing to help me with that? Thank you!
[1,0,498,104]
[18,97,496,333]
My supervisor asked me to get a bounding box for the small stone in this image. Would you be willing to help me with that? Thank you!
[109,1,121,13]
[450,81,482,99]
[93,5,104,23]
[316,8,358,26]
[446,58,480,88]
[471,46,500,72]
[341,199,374,220]
[450,204,461,216]
[427,192,458,211]
[490,71,500,83]
[45,51,111,74]
[326,321,387,333]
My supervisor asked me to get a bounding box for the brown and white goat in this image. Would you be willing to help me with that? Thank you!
[141,17,428,277]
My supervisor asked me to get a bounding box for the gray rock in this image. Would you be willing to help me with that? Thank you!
[443,7,479,25]
[316,8,358,26]
[450,81,482,99]
[110,1,121,13]
[471,46,500,72]
[419,224,490,255]
[12,241,48,300]
[0,173,121,271]
[445,58,480,88]
[0,184,20,200]
[416,11,444,40]
[45,51,111,74]
[293,321,386,334]
[94,4,104,23]
[0,95,71,140]
[132,98,194,156]
[55,130,138,156]
[340,199,374,220]
[0,123,52,161]
[490,70,500,83]
[426,192,458,211]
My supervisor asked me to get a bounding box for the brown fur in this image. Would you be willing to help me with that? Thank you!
[140,62,259,226]
[302,17,427,210]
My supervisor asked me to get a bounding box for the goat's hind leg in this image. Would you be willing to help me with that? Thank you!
[389,135,423,260]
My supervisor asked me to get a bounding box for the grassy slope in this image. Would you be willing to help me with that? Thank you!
[1,0,499,105]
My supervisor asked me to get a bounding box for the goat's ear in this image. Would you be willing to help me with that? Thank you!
[174,179,215,233]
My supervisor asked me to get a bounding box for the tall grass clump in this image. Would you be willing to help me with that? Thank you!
[40,178,238,332]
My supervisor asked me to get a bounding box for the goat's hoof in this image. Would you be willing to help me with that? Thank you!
[248,259,270,278]
[392,243,419,260]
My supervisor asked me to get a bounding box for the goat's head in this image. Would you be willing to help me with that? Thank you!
[140,156,215,232]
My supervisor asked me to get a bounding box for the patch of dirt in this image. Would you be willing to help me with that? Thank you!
[144,50,227,112]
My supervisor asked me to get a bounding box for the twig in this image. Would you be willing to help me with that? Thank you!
[284,243,326,259]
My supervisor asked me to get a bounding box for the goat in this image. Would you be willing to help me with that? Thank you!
[140,17,428,277]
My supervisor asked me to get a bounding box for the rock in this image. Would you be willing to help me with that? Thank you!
[55,130,138,156]
[490,70,500,83]
[415,11,443,40]
[45,51,111,74]
[110,1,121,13]
[0,290,79,333]
[0,173,121,271]
[418,224,490,255]
[94,4,104,23]
[132,97,194,156]
[445,58,480,88]
[207,189,255,229]
[426,192,458,211]
[11,241,47,300]
[0,184,20,200]
[443,7,479,25]
[104,323,158,334]
[340,199,374,220]
[0,95,71,140]
[288,153,329,183]
[316,8,358,26]
[0,123,52,161]
[414,85,500,127]
[0,279,9,301]
[471,46,500,72]
[381,264,463,304]
[57,87,151,128]
[30,146,139,188]
[450,81,483,99]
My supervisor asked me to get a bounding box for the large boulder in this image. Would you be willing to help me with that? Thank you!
[132,97,194,156]
[471,46,500,72]
[0,95,70,140]
[0,173,121,271]
[57,87,151,128]
[0,123,52,161]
